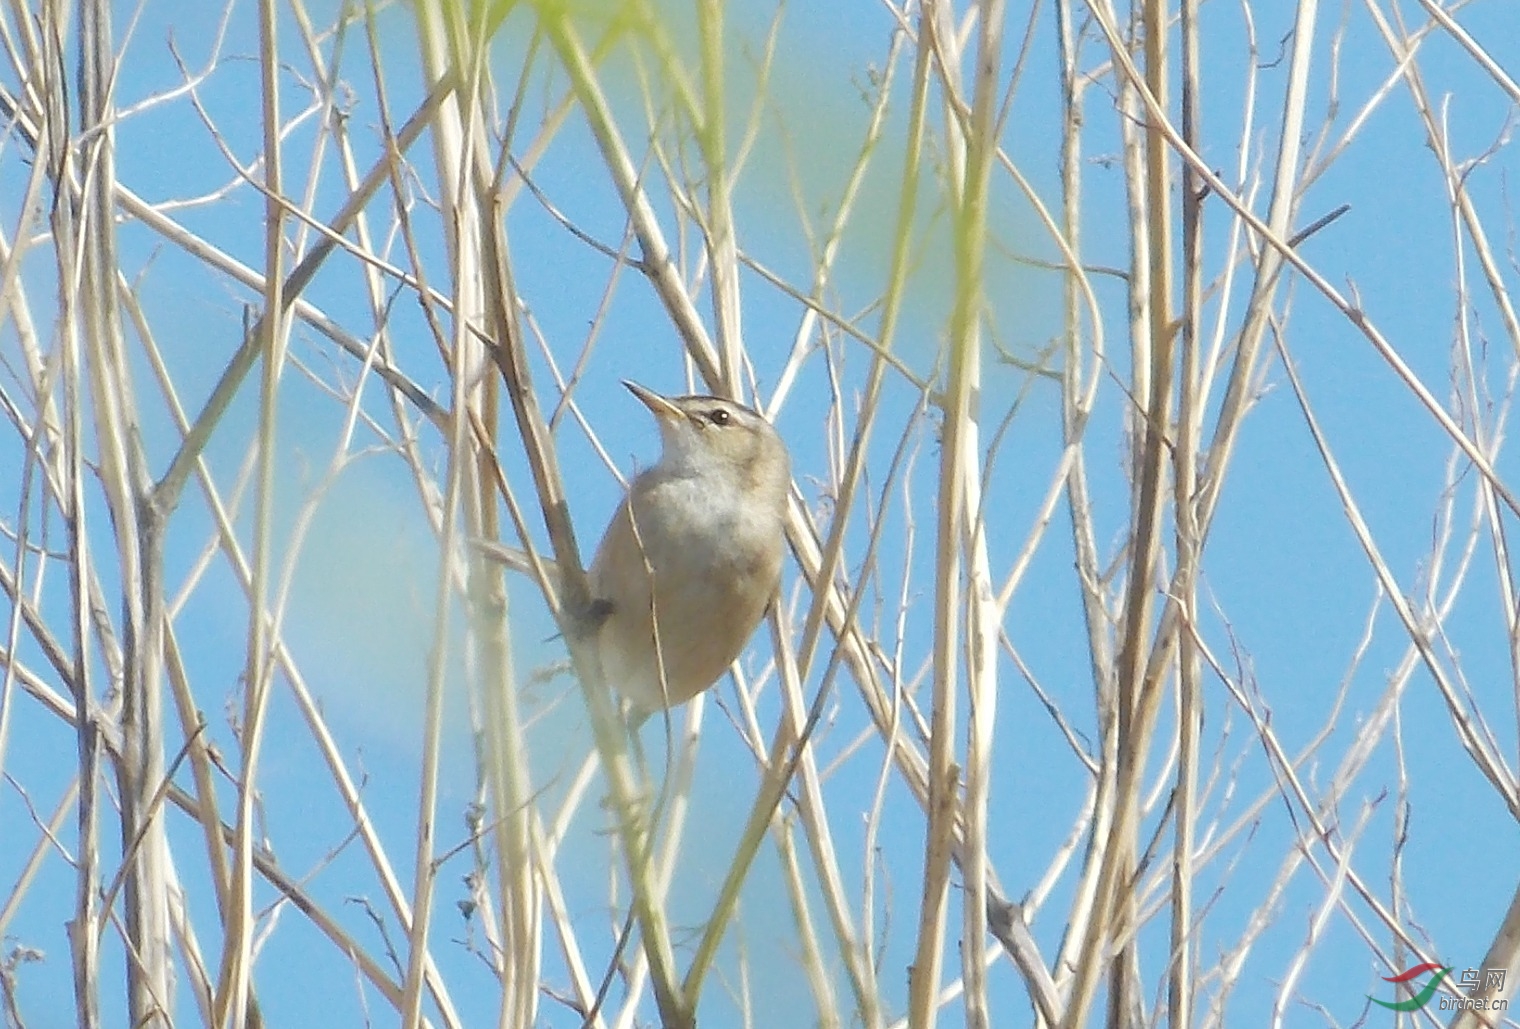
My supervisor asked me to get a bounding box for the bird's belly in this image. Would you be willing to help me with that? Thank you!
[597,503,779,710]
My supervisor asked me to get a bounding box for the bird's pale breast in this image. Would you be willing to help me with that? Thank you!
[589,468,782,711]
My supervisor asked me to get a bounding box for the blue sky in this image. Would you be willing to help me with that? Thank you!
[3,1,1520,1026]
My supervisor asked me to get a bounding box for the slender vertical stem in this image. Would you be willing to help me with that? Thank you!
[696,0,742,392]
[957,3,1006,1024]
[216,1,285,1025]
[908,1,1003,1025]
[1063,0,1174,1022]
[1169,0,1204,1024]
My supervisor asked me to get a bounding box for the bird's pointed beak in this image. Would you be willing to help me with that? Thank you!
[623,380,687,424]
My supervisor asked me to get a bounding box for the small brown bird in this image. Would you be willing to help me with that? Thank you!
[587,381,790,715]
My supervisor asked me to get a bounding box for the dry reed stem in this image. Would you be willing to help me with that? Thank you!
[3,2,1520,1027]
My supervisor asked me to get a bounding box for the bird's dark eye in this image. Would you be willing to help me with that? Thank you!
[707,408,732,426]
